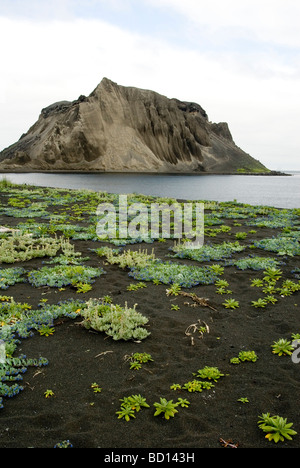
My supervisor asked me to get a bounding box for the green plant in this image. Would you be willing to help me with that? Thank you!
[28,265,105,288]
[121,394,150,412]
[131,352,153,364]
[166,283,181,296]
[215,279,229,288]
[91,383,102,393]
[176,398,190,408]
[44,389,55,398]
[102,295,113,303]
[129,261,220,288]
[170,384,181,391]
[251,298,268,308]
[116,394,150,421]
[265,295,278,304]
[234,256,280,271]
[222,298,239,309]
[263,267,282,282]
[238,350,258,362]
[172,240,246,262]
[258,413,297,443]
[0,268,25,290]
[230,350,258,364]
[37,325,55,336]
[116,405,136,421]
[235,232,247,239]
[216,287,232,295]
[127,352,153,370]
[181,380,214,392]
[254,236,300,256]
[210,264,224,275]
[237,397,249,404]
[103,247,156,269]
[80,299,150,341]
[75,282,92,293]
[230,357,240,365]
[127,282,147,291]
[251,278,264,287]
[153,398,179,420]
[271,338,294,356]
[194,366,224,382]
[129,361,142,370]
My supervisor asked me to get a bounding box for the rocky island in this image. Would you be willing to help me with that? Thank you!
[0,78,269,173]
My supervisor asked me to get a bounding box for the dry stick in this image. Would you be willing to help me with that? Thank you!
[178,291,217,311]
[219,438,239,448]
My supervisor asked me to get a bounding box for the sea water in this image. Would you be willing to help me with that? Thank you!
[0,172,299,209]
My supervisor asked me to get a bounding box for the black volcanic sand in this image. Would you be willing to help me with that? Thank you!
[0,185,299,449]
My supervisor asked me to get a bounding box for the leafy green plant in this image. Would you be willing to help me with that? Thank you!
[0,268,25,290]
[176,398,190,408]
[170,383,181,391]
[37,325,55,336]
[181,380,214,392]
[103,247,156,269]
[166,283,181,296]
[129,261,220,288]
[116,405,136,421]
[222,298,239,309]
[251,278,264,287]
[210,264,224,275]
[129,361,142,370]
[254,236,300,256]
[0,233,75,264]
[127,352,153,370]
[131,352,153,364]
[194,366,224,382]
[79,299,150,341]
[172,240,246,262]
[127,282,147,291]
[91,383,102,393]
[265,295,278,304]
[263,267,282,282]
[235,232,248,239]
[153,398,179,420]
[230,350,258,364]
[251,298,268,308]
[238,350,258,362]
[271,338,294,356]
[121,394,150,412]
[258,413,297,443]
[75,282,92,293]
[237,397,249,404]
[28,265,105,288]
[116,394,150,421]
[234,256,280,271]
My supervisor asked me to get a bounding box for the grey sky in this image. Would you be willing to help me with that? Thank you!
[1,0,299,169]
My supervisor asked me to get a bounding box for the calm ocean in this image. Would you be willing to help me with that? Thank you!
[1,172,299,209]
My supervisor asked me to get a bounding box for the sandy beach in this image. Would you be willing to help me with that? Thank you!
[0,183,299,449]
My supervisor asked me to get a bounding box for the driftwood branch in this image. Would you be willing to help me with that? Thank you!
[177,291,217,311]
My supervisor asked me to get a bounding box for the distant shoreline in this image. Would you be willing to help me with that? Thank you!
[0,170,291,176]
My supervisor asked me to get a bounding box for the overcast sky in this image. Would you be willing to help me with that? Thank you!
[1,0,299,170]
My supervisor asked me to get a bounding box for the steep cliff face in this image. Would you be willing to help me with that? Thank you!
[0,78,268,173]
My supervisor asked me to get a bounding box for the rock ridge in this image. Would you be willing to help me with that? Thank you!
[0,78,268,173]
